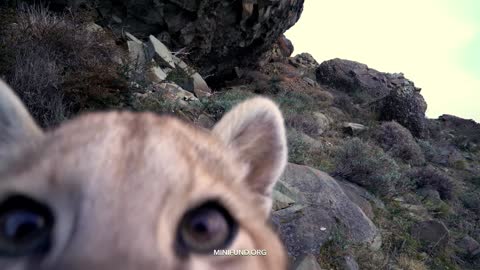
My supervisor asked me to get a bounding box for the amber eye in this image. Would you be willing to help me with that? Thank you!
[176,201,237,255]
[0,195,54,257]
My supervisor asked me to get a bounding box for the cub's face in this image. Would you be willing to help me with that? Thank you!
[0,80,288,270]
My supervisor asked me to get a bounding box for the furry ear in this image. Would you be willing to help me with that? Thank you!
[213,97,287,216]
[0,80,43,150]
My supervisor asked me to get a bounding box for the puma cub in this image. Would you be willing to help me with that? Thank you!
[0,80,288,269]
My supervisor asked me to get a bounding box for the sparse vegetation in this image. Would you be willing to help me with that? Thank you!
[373,121,425,166]
[0,5,126,127]
[460,192,480,214]
[333,137,402,196]
[165,67,193,89]
[201,87,254,120]
[408,166,457,201]
[284,112,322,137]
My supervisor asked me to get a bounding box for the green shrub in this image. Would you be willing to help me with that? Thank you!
[165,67,193,90]
[273,90,317,114]
[286,129,336,172]
[333,137,401,196]
[201,88,254,120]
[286,128,311,165]
[408,166,457,200]
[417,140,441,163]
[460,192,480,214]
[130,92,178,115]
[373,121,425,165]
[284,112,321,137]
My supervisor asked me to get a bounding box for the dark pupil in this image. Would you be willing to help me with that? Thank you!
[3,210,44,243]
[192,218,208,234]
[188,210,225,241]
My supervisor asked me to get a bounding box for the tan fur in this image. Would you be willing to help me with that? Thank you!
[0,80,288,270]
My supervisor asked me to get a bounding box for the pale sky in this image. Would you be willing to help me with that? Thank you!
[286,0,480,122]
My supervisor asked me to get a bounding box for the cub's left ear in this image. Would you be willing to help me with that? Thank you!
[0,80,43,146]
[213,97,287,217]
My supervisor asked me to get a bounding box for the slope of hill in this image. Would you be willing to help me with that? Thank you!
[1,2,479,269]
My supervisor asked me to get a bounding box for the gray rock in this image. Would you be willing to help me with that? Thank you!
[316,59,427,136]
[85,23,103,33]
[157,82,198,107]
[172,55,212,98]
[125,32,143,44]
[111,14,122,24]
[380,83,427,137]
[342,122,367,136]
[45,0,305,78]
[316,58,391,102]
[290,53,320,70]
[294,254,322,270]
[272,190,296,211]
[411,220,449,251]
[151,66,168,81]
[303,77,317,87]
[147,35,176,69]
[337,180,375,220]
[191,72,212,98]
[339,255,359,270]
[456,236,480,258]
[272,164,380,262]
[289,53,319,79]
[127,41,147,68]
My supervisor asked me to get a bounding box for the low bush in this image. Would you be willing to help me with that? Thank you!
[201,88,254,120]
[459,192,480,214]
[333,137,401,196]
[286,129,336,172]
[373,121,425,166]
[408,166,457,200]
[284,112,322,137]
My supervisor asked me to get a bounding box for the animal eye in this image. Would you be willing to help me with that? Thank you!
[176,201,237,255]
[0,195,54,257]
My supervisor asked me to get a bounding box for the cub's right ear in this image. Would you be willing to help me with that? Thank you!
[0,80,43,148]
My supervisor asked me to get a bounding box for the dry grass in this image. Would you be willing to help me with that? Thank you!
[0,5,126,127]
[397,255,428,270]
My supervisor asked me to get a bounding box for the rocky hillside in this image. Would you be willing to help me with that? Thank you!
[1,2,479,270]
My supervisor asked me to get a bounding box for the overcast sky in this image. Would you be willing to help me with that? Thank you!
[286,0,480,122]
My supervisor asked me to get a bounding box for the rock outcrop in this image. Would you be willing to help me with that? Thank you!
[456,236,480,259]
[126,32,212,98]
[316,58,427,136]
[411,220,450,251]
[41,0,305,81]
[272,163,381,262]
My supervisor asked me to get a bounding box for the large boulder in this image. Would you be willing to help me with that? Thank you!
[272,163,381,263]
[436,114,480,152]
[411,220,450,251]
[456,236,480,259]
[316,58,427,136]
[316,59,391,102]
[38,0,305,81]
[379,81,427,137]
